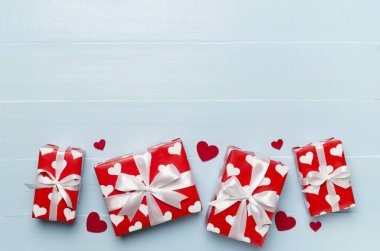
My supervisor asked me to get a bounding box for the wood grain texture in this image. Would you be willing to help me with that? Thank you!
[0,1,379,250]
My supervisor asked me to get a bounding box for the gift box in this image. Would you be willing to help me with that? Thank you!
[293,138,355,217]
[94,138,202,236]
[27,145,84,223]
[206,147,288,247]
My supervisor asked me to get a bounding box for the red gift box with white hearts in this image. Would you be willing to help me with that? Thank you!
[206,147,288,247]
[94,138,202,236]
[293,138,355,217]
[29,145,84,223]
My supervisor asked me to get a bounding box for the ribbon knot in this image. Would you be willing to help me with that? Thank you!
[209,156,278,241]
[302,165,351,194]
[301,144,351,212]
[26,169,81,208]
[26,147,81,221]
[104,152,195,226]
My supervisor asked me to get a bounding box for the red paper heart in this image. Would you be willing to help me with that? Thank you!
[86,212,107,233]
[271,139,283,150]
[196,141,219,162]
[94,139,106,151]
[275,211,296,231]
[309,221,322,232]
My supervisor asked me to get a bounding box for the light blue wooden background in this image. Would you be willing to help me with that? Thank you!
[1,1,379,250]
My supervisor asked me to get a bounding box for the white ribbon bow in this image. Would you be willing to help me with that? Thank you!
[104,152,195,226]
[302,144,351,212]
[26,169,81,208]
[209,157,278,241]
[26,147,81,221]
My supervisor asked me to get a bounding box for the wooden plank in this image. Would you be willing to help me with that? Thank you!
[1,0,380,42]
[0,102,379,160]
[1,43,380,101]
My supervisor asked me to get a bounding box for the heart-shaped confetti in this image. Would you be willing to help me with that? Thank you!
[271,139,284,150]
[86,212,107,233]
[93,139,106,151]
[196,141,219,162]
[309,221,322,232]
[275,211,296,231]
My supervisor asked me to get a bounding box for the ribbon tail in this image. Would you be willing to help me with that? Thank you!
[302,185,321,195]
[56,184,73,208]
[118,192,145,220]
[249,203,272,228]
[146,193,166,226]
[152,189,187,209]
[228,201,247,242]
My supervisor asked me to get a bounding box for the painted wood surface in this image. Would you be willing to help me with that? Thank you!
[0,1,379,250]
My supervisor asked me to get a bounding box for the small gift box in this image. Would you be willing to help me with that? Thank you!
[94,139,202,236]
[27,145,84,223]
[293,138,355,217]
[206,147,288,247]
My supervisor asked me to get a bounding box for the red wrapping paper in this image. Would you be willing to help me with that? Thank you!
[293,138,355,217]
[31,144,84,223]
[206,147,288,247]
[94,139,201,236]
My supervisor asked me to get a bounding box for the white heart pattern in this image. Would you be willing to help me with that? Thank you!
[51,160,67,169]
[158,164,174,172]
[40,147,54,156]
[245,155,255,166]
[300,152,313,165]
[325,194,340,207]
[243,237,251,243]
[33,204,47,217]
[168,142,182,155]
[275,164,288,177]
[164,211,172,221]
[71,150,82,159]
[64,208,76,221]
[188,201,202,213]
[129,221,142,232]
[139,204,148,216]
[110,214,124,226]
[255,225,269,237]
[319,211,327,216]
[330,144,343,157]
[225,215,235,225]
[108,163,121,176]
[101,185,114,197]
[48,193,52,200]
[226,163,240,177]
[207,223,220,234]
[259,177,271,186]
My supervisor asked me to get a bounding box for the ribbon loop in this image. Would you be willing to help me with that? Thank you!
[104,152,195,226]
[209,156,278,241]
[26,169,80,209]
[302,144,351,212]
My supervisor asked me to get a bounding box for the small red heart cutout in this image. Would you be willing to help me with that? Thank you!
[94,139,106,151]
[271,139,283,150]
[86,212,107,233]
[196,141,219,162]
[309,221,322,232]
[275,211,296,231]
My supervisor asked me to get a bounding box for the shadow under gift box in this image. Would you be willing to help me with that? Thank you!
[28,144,84,223]
[94,138,202,236]
[206,146,289,247]
[293,138,355,217]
